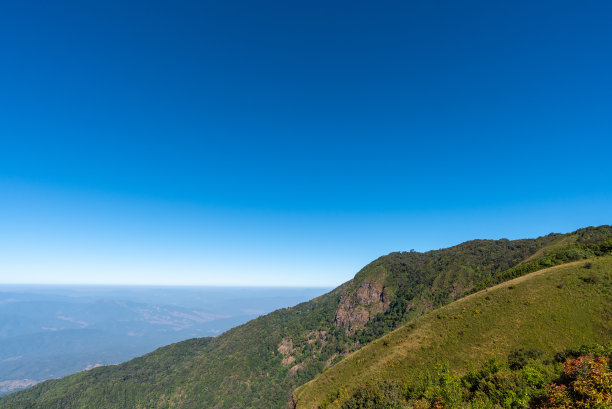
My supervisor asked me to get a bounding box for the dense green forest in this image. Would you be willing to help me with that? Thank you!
[2,226,612,409]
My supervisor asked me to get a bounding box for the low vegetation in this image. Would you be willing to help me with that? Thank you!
[337,344,612,408]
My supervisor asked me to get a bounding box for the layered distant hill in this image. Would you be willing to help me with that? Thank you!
[2,226,611,408]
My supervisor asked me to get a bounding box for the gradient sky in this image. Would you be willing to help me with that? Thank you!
[1,0,611,286]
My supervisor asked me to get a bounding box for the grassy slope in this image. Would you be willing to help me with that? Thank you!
[2,226,611,409]
[293,256,612,409]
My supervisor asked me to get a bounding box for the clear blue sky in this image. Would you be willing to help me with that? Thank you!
[1,0,611,286]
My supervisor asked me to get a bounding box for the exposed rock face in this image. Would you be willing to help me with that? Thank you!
[277,338,294,355]
[355,280,385,304]
[333,277,391,333]
[282,356,296,366]
[289,362,305,375]
[278,337,297,367]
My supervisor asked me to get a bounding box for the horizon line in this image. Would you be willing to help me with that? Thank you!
[0,282,336,289]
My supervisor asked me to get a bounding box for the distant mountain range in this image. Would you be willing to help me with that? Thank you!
[1,225,611,408]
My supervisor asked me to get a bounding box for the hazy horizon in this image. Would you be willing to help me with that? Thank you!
[0,283,333,289]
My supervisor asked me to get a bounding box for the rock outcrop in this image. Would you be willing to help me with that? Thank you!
[278,337,296,366]
[277,338,294,355]
[333,276,391,333]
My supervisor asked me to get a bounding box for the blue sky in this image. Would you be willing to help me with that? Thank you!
[1,0,611,286]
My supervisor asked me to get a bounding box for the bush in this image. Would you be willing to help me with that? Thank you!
[537,355,612,408]
[508,348,543,370]
[341,381,404,409]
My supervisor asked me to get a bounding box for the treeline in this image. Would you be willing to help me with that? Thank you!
[332,344,612,409]
[474,226,612,292]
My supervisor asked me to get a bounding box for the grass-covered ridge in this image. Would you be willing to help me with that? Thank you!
[2,226,611,409]
[292,256,612,408]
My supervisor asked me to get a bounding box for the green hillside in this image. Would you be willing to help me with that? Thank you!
[292,256,612,408]
[2,226,611,409]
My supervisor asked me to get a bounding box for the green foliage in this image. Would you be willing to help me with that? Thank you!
[418,363,463,407]
[473,226,612,292]
[508,349,544,370]
[356,234,563,344]
[320,390,343,409]
[536,355,612,408]
[554,344,612,364]
[340,381,405,409]
[339,344,612,409]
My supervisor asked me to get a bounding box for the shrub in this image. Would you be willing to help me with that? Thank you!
[341,381,404,409]
[538,355,612,408]
[508,348,543,370]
